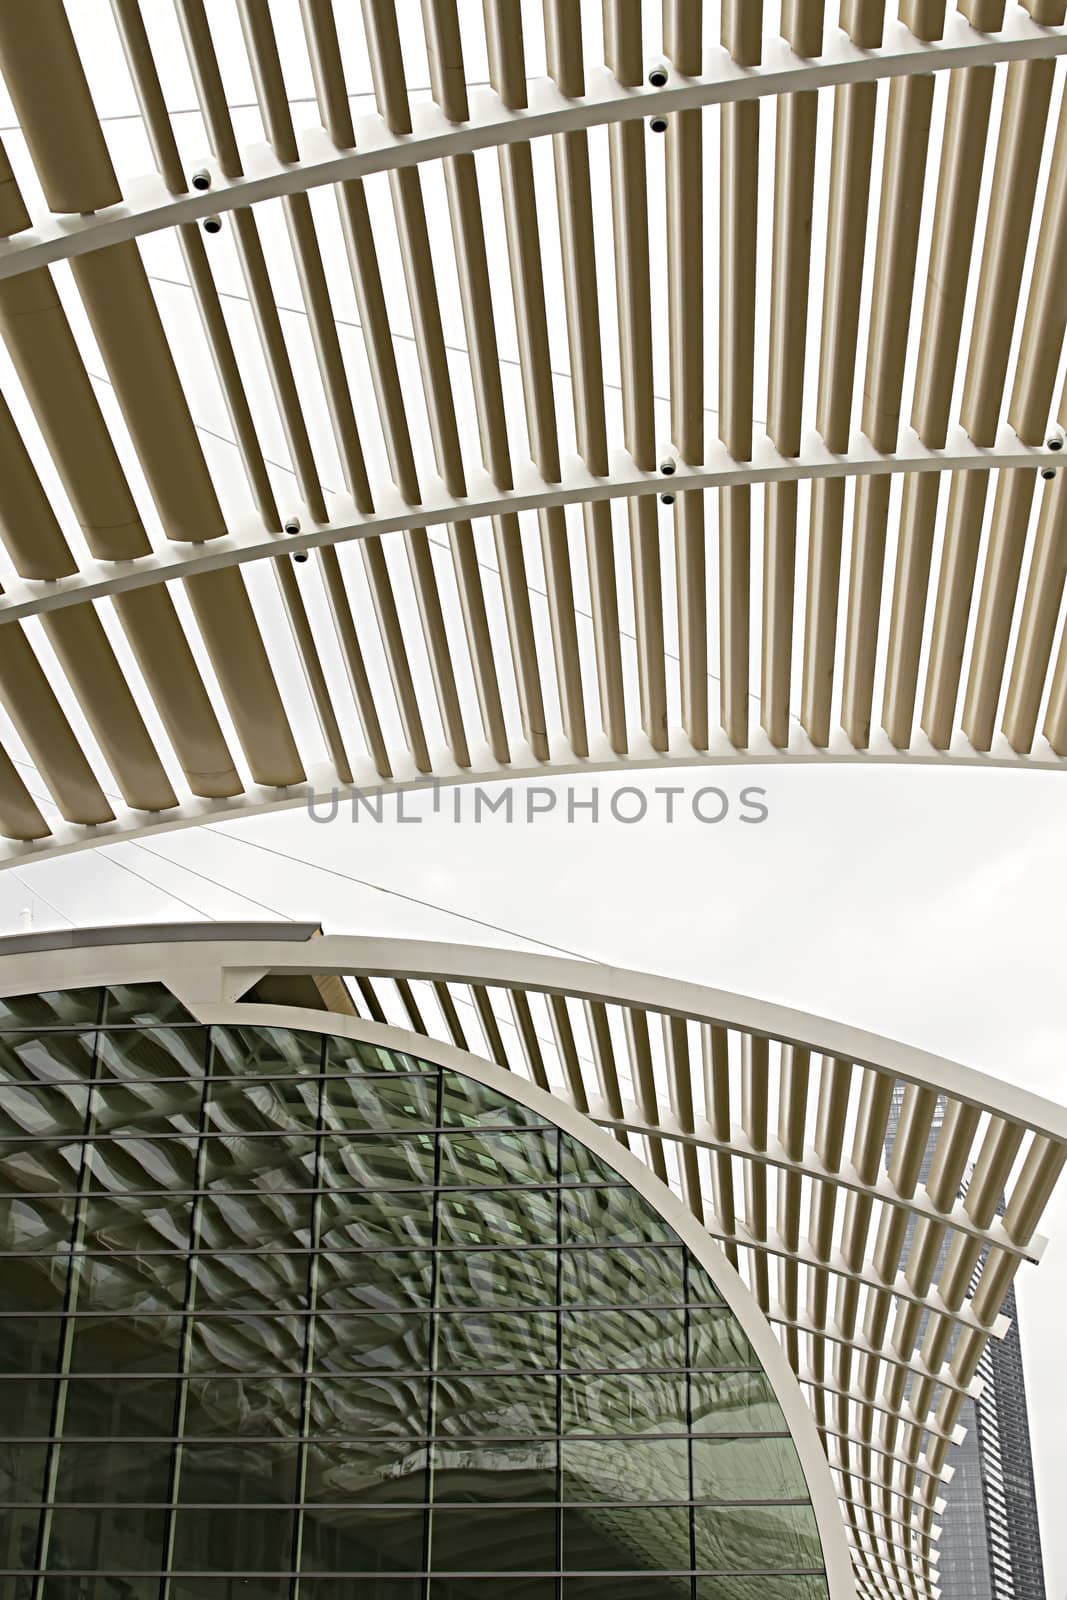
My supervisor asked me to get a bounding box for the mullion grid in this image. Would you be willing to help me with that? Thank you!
[5,1024,828,1591]
[158,1024,217,1600]
[289,1034,328,1600]
[28,995,105,1600]
[420,1065,445,1599]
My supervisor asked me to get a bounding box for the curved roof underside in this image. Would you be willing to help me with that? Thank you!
[0,2,1065,862]
[3,923,1065,1600]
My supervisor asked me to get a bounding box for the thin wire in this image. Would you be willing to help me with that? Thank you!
[6,866,74,926]
[80,369,776,714]
[0,85,490,134]
[128,838,295,923]
[144,270,755,424]
[4,756,599,964]
[102,846,210,921]
[204,826,604,964]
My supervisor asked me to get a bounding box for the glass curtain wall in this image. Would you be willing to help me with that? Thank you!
[0,984,829,1599]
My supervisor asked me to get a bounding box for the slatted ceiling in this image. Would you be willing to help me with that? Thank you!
[71,242,229,543]
[0,269,148,560]
[107,586,241,799]
[1045,627,1067,751]
[802,477,843,745]
[182,567,305,786]
[354,536,432,773]
[470,983,510,1070]
[920,469,989,746]
[0,627,113,825]
[0,0,120,216]
[36,604,176,813]
[224,208,327,522]
[1009,104,1067,438]
[175,226,278,528]
[963,58,1057,446]
[274,557,353,784]
[882,473,939,746]
[842,476,892,746]
[0,135,29,237]
[0,389,77,581]
[1002,471,1067,750]
[0,744,47,841]
[334,179,421,505]
[314,545,388,778]
[0,11,1064,857]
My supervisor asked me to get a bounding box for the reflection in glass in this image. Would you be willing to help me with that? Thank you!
[0,1002,828,1594]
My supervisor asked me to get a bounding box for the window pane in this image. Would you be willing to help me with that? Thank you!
[562,1502,690,1571]
[436,1311,556,1372]
[689,1307,757,1369]
[440,1071,549,1129]
[562,1372,687,1435]
[434,1375,558,1437]
[53,1440,174,1502]
[307,1375,429,1438]
[170,1505,295,1573]
[437,1187,558,1248]
[563,1581,694,1600]
[322,1073,438,1131]
[561,1184,673,1245]
[432,1584,556,1600]
[183,1376,303,1437]
[692,1436,809,1502]
[563,1309,686,1370]
[94,1027,209,1089]
[437,1248,558,1309]
[690,1373,787,1434]
[63,1374,176,1438]
[304,1440,427,1504]
[561,1246,685,1307]
[692,1502,823,1572]
[43,1506,168,1573]
[0,1192,75,1252]
[429,1505,556,1572]
[562,1439,689,1504]
[325,1036,436,1076]
[0,989,100,1030]
[438,1130,557,1187]
[695,1578,829,1599]
[0,1373,57,1436]
[298,1505,425,1573]
[319,1186,434,1250]
[317,1134,437,1191]
[210,1024,323,1079]
[431,1439,557,1502]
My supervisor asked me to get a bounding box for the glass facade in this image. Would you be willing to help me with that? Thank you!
[0,985,829,1599]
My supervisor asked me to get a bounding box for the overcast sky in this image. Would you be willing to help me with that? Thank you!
[3,762,1066,1594]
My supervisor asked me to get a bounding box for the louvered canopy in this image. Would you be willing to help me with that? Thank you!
[0,0,1065,864]
[4,922,1065,1600]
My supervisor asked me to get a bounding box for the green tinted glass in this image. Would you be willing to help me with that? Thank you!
[0,1001,826,1596]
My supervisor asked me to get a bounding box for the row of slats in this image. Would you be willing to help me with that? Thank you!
[333,964,1064,1600]
[0,2,1065,845]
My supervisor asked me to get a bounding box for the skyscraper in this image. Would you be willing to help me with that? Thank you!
[885,1090,1046,1599]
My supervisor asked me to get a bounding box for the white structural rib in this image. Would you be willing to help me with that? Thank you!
[4,924,1064,1600]
[0,1,1064,863]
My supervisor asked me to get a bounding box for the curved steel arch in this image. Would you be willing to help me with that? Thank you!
[0,3,1064,863]
[1,922,1064,1600]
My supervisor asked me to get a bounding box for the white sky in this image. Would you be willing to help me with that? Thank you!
[4,763,1066,1594]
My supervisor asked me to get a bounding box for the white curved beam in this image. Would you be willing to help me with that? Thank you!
[0,12,1062,282]
[3,925,1062,1600]
[0,430,1057,627]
